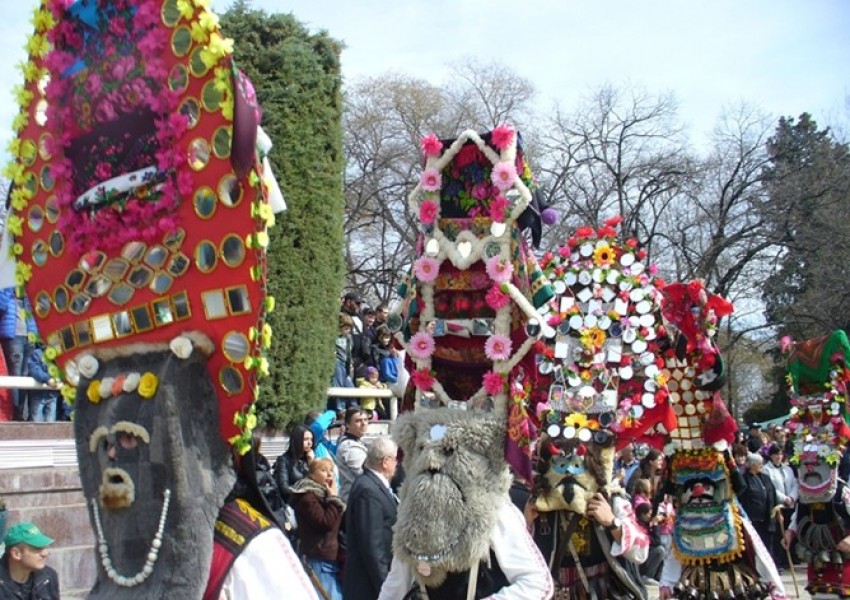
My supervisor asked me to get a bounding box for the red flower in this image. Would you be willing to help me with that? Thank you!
[411,368,435,391]
[625,238,638,248]
[597,225,617,239]
[604,215,624,228]
[576,226,594,238]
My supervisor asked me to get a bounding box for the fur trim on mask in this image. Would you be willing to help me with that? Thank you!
[83,331,214,362]
[392,410,511,586]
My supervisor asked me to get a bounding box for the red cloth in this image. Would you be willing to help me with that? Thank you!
[0,350,11,422]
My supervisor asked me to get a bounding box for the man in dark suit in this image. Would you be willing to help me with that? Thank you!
[343,436,399,600]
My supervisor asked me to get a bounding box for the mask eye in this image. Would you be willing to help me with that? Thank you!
[443,446,455,457]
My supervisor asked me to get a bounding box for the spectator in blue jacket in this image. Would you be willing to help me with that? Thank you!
[26,345,61,423]
[0,288,37,421]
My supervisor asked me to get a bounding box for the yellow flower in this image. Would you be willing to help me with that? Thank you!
[138,372,159,399]
[258,357,269,377]
[19,61,40,84]
[7,138,21,158]
[198,10,219,32]
[14,85,33,108]
[220,94,234,121]
[3,161,23,182]
[87,381,101,404]
[176,0,195,19]
[26,34,50,58]
[200,33,233,69]
[15,263,32,285]
[580,327,606,349]
[7,214,23,237]
[31,9,55,33]
[61,386,75,402]
[12,112,29,133]
[245,413,257,430]
[593,244,614,267]
[265,296,276,312]
[12,243,22,256]
[190,21,210,44]
[262,323,273,348]
[565,413,589,428]
[44,346,58,361]
[193,0,212,8]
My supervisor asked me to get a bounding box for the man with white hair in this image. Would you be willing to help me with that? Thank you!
[343,437,399,600]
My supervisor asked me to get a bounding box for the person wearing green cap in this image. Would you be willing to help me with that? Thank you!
[0,521,59,600]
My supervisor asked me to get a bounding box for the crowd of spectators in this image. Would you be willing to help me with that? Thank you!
[0,287,64,423]
[331,291,399,416]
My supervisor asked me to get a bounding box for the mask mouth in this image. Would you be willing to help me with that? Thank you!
[99,468,136,509]
[405,530,465,563]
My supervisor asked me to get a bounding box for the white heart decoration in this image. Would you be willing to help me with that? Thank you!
[457,241,473,258]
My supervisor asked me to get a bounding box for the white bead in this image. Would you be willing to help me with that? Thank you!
[152,539,162,549]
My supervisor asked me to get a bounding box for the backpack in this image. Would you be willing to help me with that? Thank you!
[379,355,399,383]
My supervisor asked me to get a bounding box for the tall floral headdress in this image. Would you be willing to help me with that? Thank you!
[391,125,554,480]
[535,217,675,449]
[5,0,282,452]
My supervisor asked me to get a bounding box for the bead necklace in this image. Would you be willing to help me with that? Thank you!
[91,488,171,587]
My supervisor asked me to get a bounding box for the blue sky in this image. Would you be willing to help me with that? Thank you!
[1,0,848,160]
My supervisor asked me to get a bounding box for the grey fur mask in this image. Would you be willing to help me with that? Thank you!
[75,348,234,600]
[392,410,511,586]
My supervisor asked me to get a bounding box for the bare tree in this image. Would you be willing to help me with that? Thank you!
[536,84,693,262]
[342,62,537,304]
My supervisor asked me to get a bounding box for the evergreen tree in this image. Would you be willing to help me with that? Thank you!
[221,3,345,429]
[760,113,850,339]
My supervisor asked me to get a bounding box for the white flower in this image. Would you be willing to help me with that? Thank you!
[99,378,114,399]
[78,354,99,379]
[123,373,141,393]
[169,336,194,359]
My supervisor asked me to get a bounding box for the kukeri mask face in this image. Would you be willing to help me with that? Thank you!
[392,411,511,585]
[75,349,233,599]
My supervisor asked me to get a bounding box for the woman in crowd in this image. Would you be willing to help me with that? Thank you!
[738,453,778,549]
[626,448,664,500]
[273,423,314,504]
[291,458,345,600]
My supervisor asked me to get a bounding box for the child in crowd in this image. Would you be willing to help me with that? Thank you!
[355,366,387,420]
[655,493,675,558]
[26,344,61,422]
[632,478,652,511]
[635,502,663,585]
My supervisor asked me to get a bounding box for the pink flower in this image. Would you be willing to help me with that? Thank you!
[483,371,505,395]
[420,168,442,192]
[413,257,440,283]
[780,336,793,353]
[485,334,513,362]
[409,332,436,360]
[472,182,491,201]
[411,368,435,391]
[486,256,513,284]
[419,200,439,224]
[490,162,518,191]
[491,124,516,151]
[486,285,511,310]
[489,194,509,222]
[111,56,136,81]
[420,133,443,158]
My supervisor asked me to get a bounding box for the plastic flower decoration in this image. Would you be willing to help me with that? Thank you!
[419,200,439,225]
[490,123,516,151]
[420,168,442,192]
[593,244,614,267]
[484,334,512,362]
[483,371,505,395]
[490,162,517,191]
[408,332,436,360]
[485,256,513,284]
[485,285,511,310]
[413,256,440,284]
[411,367,435,391]
[420,133,443,158]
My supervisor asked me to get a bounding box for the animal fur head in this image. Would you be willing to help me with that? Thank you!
[392,410,511,586]
[534,434,617,514]
[75,346,234,599]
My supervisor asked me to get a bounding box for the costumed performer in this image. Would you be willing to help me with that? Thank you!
[6,0,316,598]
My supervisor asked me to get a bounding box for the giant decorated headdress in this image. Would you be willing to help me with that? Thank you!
[784,330,850,504]
[6,0,279,451]
[390,125,554,480]
[5,0,281,596]
[531,218,675,513]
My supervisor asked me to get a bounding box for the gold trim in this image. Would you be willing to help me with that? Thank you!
[220,234,245,268]
[195,240,218,273]
[219,365,244,395]
[130,304,155,333]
